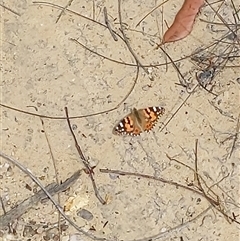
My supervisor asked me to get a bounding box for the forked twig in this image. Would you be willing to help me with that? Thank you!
[64,107,106,204]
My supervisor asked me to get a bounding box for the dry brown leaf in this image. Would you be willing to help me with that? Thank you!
[162,0,205,44]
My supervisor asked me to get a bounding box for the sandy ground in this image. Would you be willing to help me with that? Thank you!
[1,0,240,240]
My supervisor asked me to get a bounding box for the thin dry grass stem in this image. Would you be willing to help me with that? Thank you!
[208,100,235,120]
[203,3,238,53]
[191,1,239,94]
[193,140,219,206]
[33,1,106,28]
[0,3,21,16]
[55,0,74,23]
[92,0,95,21]
[199,18,240,26]
[118,0,151,80]
[135,0,169,27]
[26,105,62,238]
[103,7,118,41]
[39,117,62,238]
[64,107,106,204]
[158,46,186,84]
[228,113,240,158]
[159,85,198,133]
[100,168,204,196]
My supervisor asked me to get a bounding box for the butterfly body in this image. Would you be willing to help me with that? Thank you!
[113,106,165,136]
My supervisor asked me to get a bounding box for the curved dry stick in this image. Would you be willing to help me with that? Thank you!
[135,0,169,27]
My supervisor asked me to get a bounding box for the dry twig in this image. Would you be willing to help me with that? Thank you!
[64,107,106,204]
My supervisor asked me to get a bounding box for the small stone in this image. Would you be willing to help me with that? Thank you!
[77,208,93,221]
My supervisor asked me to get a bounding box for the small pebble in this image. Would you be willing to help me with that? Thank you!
[77,208,93,221]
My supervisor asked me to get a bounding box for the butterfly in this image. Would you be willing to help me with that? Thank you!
[113,106,165,136]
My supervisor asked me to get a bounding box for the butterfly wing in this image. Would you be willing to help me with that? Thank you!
[113,112,142,136]
[138,106,165,132]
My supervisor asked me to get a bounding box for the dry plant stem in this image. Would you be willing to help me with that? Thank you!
[159,85,198,133]
[193,140,221,204]
[0,151,105,240]
[64,107,106,205]
[69,37,144,68]
[228,113,240,158]
[0,3,21,16]
[55,0,74,23]
[100,168,204,197]
[118,0,151,79]
[208,100,235,120]
[0,196,7,215]
[92,0,95,21]
[0,171,81,228]
[199,18,240,27]
[135,0,169,27]
[103,7,118,41]
[158,46,186,82]
[40,117,62,238]
[167,152,228,204]
[33,1,108,29]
